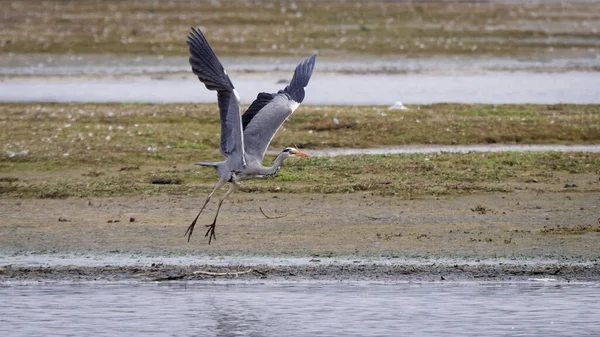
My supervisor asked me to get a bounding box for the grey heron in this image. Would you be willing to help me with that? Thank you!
[184,27,316,244]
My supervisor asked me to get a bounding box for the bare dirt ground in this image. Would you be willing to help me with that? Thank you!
[2,190,599,282]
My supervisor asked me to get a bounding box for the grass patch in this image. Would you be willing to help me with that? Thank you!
[3,151,599,199]
[175,142,210,150]
[1,1,599,58]
[1,103,599,173]
[1,102,599,199]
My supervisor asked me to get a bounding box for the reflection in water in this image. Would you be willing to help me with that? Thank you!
[2,282,600,336]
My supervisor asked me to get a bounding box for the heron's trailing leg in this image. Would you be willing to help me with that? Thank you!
[185,180,225,242]
[205,183,239,245]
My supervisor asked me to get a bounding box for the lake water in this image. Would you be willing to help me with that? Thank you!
[1,72,598,105]
[2,55,599,105]
[2,282,599,337]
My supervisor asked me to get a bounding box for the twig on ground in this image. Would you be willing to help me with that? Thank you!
[193,269,254,276]
[151,266,287,281]
[260,207,289,219]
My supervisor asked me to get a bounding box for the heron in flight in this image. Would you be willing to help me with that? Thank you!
[184,27,317,244]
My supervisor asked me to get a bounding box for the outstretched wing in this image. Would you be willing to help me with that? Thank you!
[187,27,245,167]
[242,54,316,164]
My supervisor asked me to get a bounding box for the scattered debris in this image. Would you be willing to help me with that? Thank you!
[119,165,140,171]
[82,170,103,177]
[541,224,600,235]
[471,205,489,214]
[151,176,182,184]
[388,101,409,110]
[6,150,29,158]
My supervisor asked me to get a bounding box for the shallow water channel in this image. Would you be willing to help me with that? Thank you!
[1,72,599,105]
[2,282,599,336]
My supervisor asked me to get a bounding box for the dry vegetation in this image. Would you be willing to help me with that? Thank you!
[540,221,600,235]
[2,0,600,58]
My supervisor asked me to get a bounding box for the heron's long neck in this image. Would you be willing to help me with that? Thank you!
[258,152,288,176]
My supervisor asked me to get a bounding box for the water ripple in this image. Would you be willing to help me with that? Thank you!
[2,283,599,337]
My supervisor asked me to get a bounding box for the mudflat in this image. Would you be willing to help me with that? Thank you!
[1,189,599,282]
[1,102,599,283]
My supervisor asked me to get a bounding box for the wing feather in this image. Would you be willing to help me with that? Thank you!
[242,54,316,164]
[187,27,245,166]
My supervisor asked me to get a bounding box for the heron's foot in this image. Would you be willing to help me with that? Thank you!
[205,222,216,245]
[184,220,197,242]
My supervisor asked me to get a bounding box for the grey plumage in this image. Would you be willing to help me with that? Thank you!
[242,54,316,164]
[241,54,316,129]
[184,27,316,244]
[188,27,243,163]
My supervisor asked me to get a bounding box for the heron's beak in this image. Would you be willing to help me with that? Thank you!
[293,150,311,158]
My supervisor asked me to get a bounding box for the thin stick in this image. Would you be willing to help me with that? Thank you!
[152,267,280,281]
[193,269,254,276]
[362,214,386,220]
[260,206,289,219]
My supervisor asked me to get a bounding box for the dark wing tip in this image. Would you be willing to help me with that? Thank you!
[282,54,317,103]
[293,54,317,87]
[186,27,234,92]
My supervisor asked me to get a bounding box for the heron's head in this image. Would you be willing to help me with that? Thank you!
[281,147,310,159]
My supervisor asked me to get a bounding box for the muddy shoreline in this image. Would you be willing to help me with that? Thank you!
[2,262,599,284]
[2,191,599,283]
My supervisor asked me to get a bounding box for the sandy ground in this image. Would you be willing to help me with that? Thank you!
[1,190,599,282]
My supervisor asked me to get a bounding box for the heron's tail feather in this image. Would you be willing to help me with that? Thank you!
[283,54,317,103]
[187,27,234,92]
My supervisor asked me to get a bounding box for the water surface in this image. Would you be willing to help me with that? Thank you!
[1,72,598,105]
[3,55,599,76]
[3,282,599,337]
